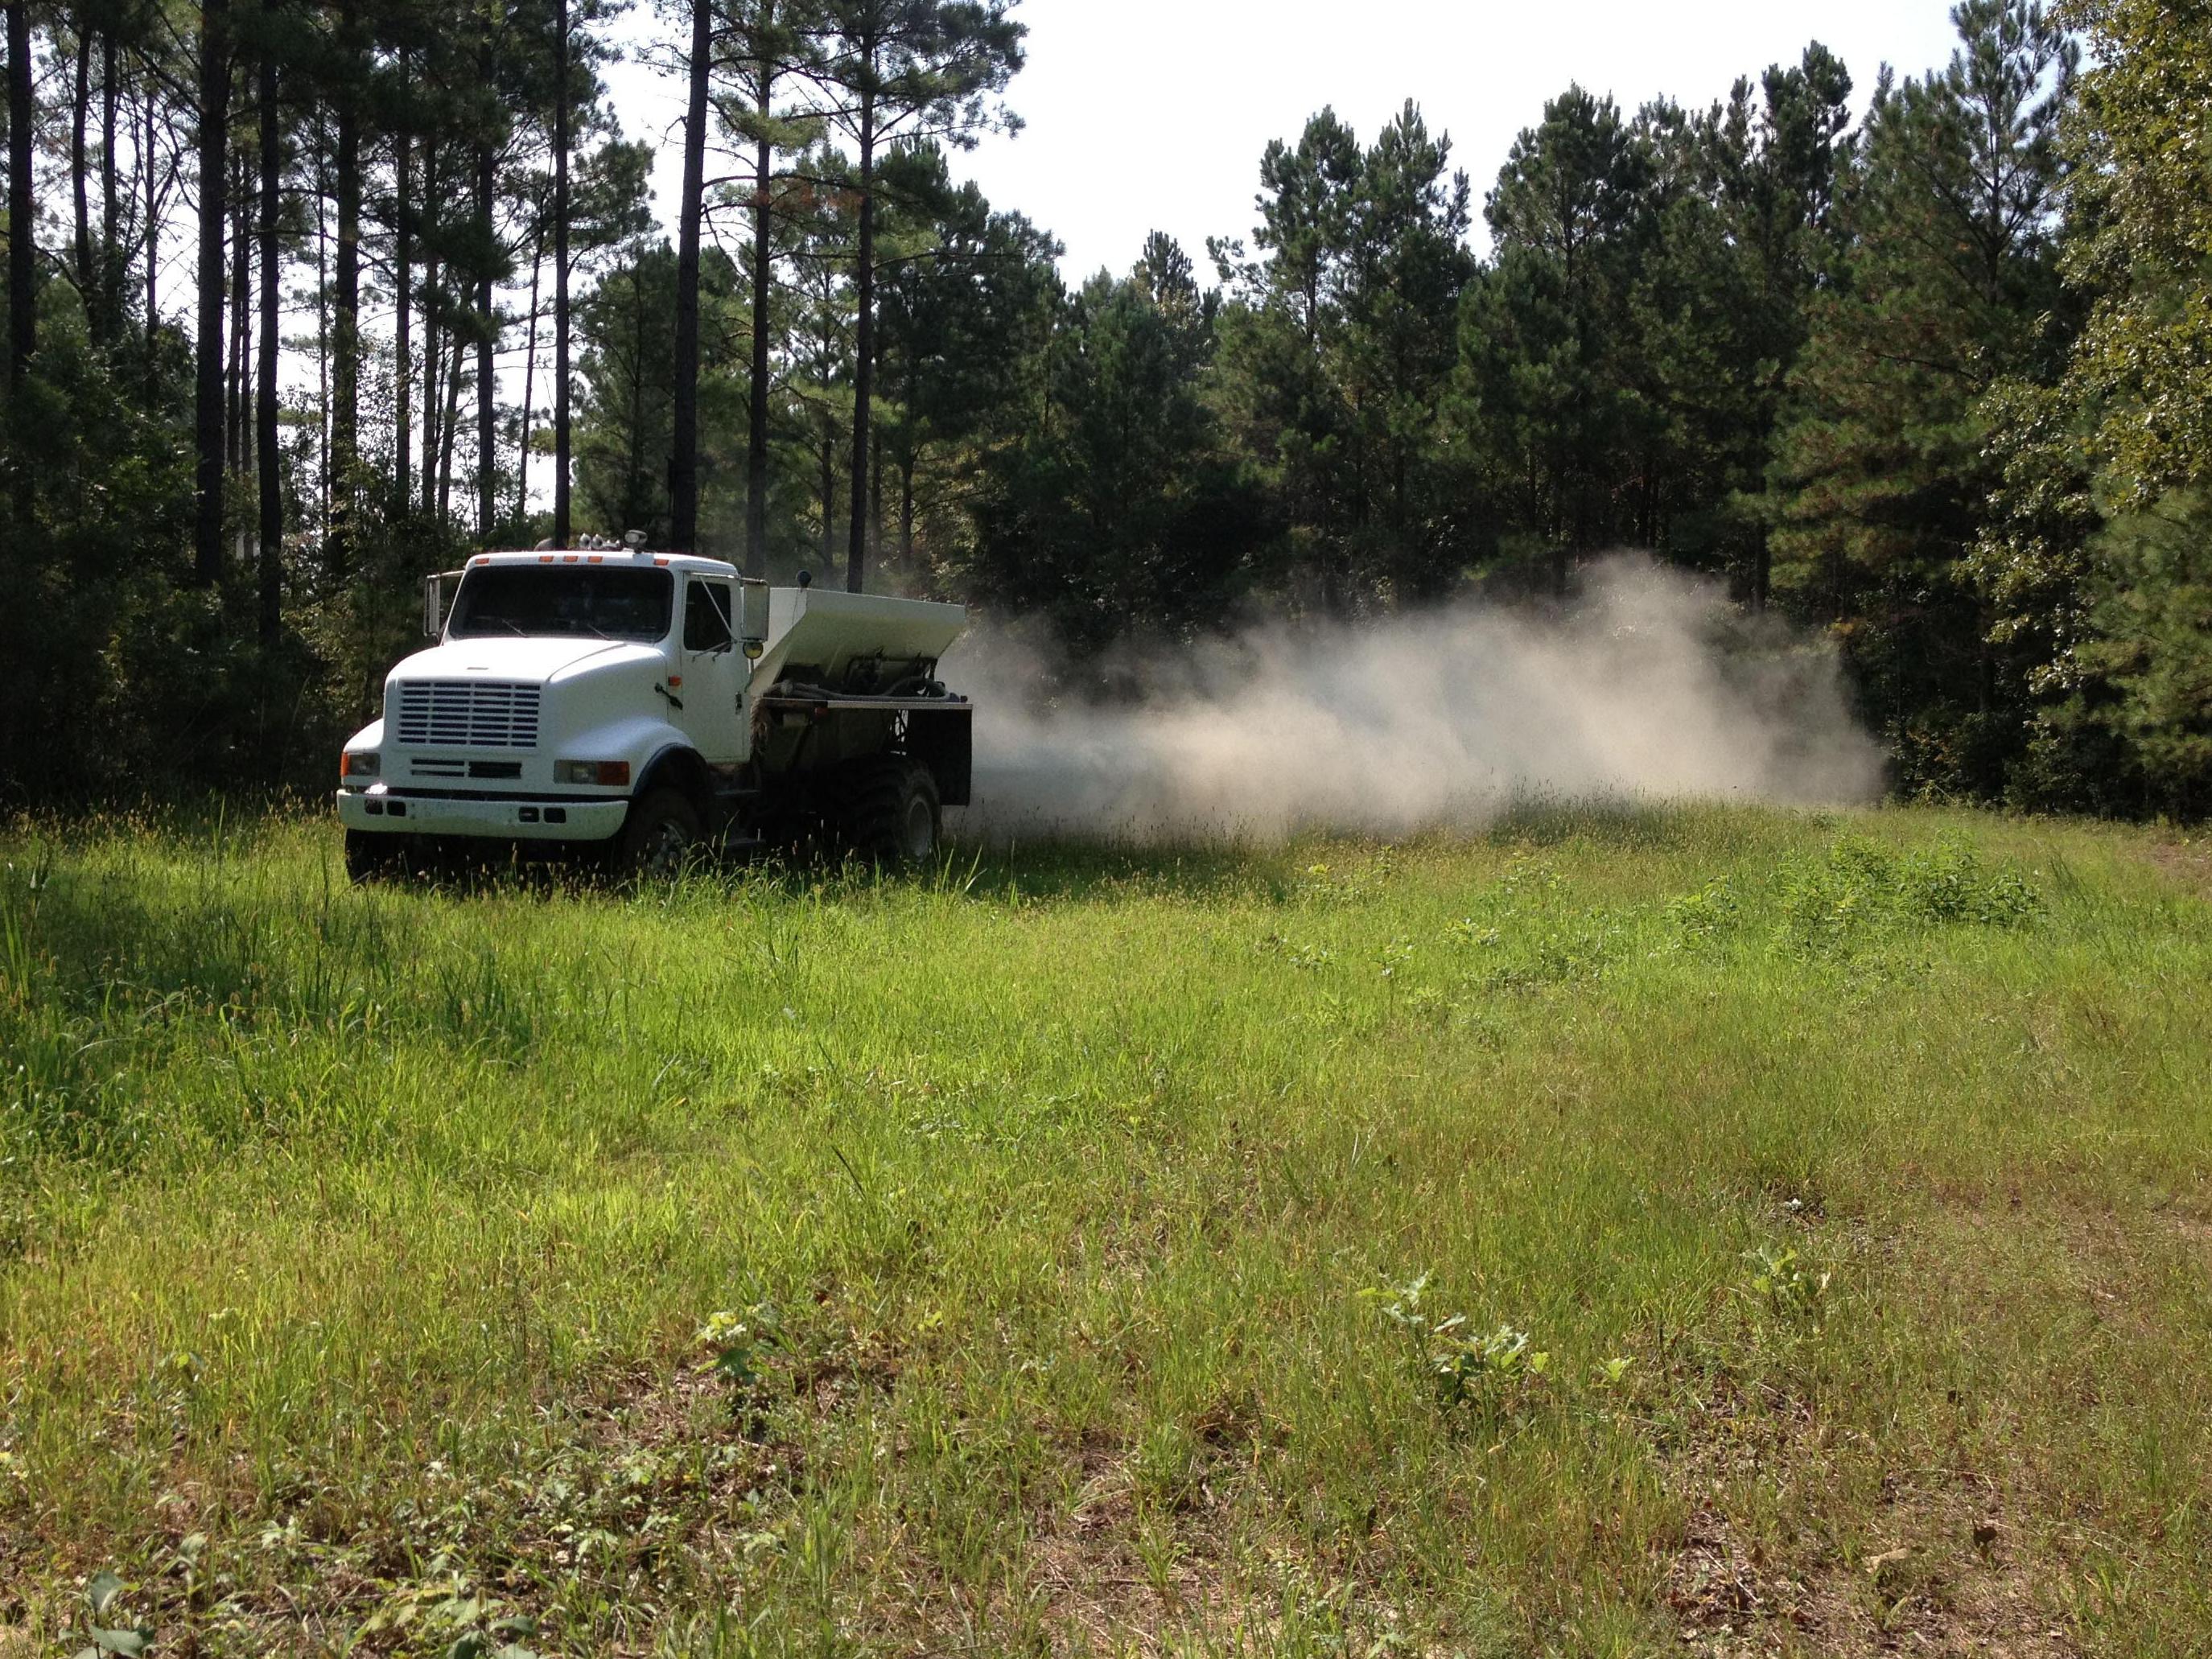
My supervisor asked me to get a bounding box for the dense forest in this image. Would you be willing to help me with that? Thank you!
[0,0,2206,814]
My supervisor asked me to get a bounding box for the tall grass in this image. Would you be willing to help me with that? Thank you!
[1,804,2207,1655]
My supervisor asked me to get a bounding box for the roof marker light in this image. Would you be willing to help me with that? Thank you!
[538,554,554,563]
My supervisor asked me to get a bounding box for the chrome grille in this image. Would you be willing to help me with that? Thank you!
[393,681,542,749]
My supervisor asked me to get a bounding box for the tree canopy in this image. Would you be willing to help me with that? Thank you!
[0,0,2206,816]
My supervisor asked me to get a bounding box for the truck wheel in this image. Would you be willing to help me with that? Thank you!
[839,758,941,867]
[344,830,402,883]
[617,788,704,879]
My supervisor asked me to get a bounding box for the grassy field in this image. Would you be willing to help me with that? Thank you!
[1,804,2207,1657]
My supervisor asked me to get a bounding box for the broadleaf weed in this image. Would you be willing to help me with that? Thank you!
[1364,1274,1551,1422]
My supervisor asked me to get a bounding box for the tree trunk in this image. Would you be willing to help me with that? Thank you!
[143,76,159,353]
[256,20,281,645]
[229,147,250,475]
[421,140,440,516]
[330,0,359,576]
[71,27,92,306]
[3,0,32,529]
[552,0,571,545]
[4,0,33,393]
[515,216,541,525]
[192,0,229,583]
[900,451,913,566]
[819,430,835,579]
[743,158,771,574]
[624,274,647,522]
[99,28,117,340]
[438,329,463,524]
[393,125,412,513]
[844,62,875,592]
[475,34,496,541]
[315,163,327,529]
[743,3,775,579]
[669,0,711,553]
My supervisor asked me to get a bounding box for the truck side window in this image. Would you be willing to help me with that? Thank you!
[685,579,734,652]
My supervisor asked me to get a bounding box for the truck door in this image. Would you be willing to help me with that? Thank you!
[676,576,744,765]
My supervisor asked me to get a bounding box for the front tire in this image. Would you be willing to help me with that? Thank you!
[616,788,704,879]
[837,758,941,868]
[344,830,402,884]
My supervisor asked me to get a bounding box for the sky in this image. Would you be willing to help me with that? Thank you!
[602,0,1974,279]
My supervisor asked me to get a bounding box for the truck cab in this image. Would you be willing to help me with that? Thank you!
[336,545,971,878]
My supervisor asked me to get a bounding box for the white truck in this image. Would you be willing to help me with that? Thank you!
[335,544,971,879]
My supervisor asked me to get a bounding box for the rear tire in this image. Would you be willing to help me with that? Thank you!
[836,757,941,868]
[616,788,704,879]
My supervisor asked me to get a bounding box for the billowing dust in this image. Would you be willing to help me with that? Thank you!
[943,556,1884,842]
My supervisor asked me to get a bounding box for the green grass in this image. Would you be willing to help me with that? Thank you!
[2,803,2208,1656]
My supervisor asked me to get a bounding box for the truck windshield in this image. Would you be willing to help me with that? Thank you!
[447,566,673,642]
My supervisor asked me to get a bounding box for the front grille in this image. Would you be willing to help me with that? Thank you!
[393,681,542,749]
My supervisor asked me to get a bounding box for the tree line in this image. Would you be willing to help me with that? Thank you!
[0,0,2206,816]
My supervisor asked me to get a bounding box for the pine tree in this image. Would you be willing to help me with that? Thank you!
[192,0,231,583]
[1460,84,1656,592]
[967,243,1266,652]
[716,0,823,577]
[669,0,715,553]
[3,0,32,392]
[1974,0,2212,811]
[806,0,1020,591]
[1763,0,2073,792]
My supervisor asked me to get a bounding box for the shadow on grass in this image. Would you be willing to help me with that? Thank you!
[5,794,1815,918]
[1485,793,1833,853]
[933,836,1303,904]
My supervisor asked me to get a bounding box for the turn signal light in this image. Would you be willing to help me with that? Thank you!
[556,760,631,786]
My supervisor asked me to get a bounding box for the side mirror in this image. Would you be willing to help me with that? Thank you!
[740,578,769,661]
[423,569,467,638]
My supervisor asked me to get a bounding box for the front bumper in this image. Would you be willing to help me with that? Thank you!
[336,786,629,842]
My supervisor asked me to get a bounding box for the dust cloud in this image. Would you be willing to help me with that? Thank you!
[944,556,1885,842]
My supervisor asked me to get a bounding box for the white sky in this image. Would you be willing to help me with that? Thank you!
[603,0,1972,279]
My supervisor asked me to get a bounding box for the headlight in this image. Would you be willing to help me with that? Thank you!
[341,750,380,777]
[556,760,632,785]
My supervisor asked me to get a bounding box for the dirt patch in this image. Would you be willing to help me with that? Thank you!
[2155,1206,2212,1251]
[1670,1504,2078,1656]
[2143,838,2212,902]
[1010,1407,1379,1659]
[1027,1431,1224,1654]
[1660,1375,2077,1656]
[1797,1496,2077,1659]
